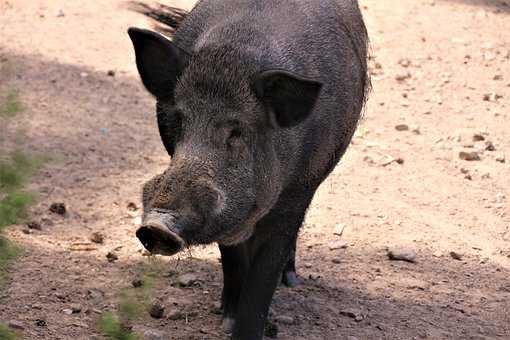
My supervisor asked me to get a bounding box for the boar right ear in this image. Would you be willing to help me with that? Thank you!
[252,70,322,128]
[128,27,188,99]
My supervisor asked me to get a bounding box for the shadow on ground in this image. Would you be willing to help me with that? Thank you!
[440,0,510,12]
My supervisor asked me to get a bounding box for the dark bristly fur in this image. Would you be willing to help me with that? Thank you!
[127,1,189,37]
[128,1,370,339]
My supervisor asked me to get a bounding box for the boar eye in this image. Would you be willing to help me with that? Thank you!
[227,128,243,147]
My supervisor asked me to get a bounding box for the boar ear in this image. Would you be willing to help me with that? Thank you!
[128,27,188,99]
[252,70,322,128]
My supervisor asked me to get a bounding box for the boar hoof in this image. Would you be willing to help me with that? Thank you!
[222,317,235,335]
[282,271,300,288]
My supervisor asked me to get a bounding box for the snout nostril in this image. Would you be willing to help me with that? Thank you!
[136,223,185,256]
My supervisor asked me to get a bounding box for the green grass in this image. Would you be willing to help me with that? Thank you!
[98,273,157,339]
[0,151,45,229]
[98,313,140,340]
[0,90,23,118]
[0,323,19,340]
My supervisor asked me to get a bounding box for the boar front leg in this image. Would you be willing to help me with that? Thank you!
[232,205,308,340]
[281,238,299,287]
[219,243,250,334]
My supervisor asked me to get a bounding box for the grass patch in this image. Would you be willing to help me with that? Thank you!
[0,151,45,282]
[98,312,139,340]
[0,90,23,118]
[0,323,19,340]
[98,272,157,339]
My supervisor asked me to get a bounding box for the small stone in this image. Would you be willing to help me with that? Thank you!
[87,288,105,300]
[56,9,65,17]
[132,277,143,288]
[126,202,138,211]
[275,315,294,325]
[70,304,82,313]
[22,228,32,234]
[143,329,164,340]
[459,150,481,161]
[264,320,278,338]
[395,72,412,82]
[398,58,411,68]
[334,223,347,236]
[107,70,115,77]
[27,221,42,230]
[411,125,421,135]
[340,309,364,322]
[90,232,104,244]
[485,141,496,151]
[495,154,506,163]
[395,124,409,131]
[177,273,198,287]
[49,202,66,215]
[329,240,349,250]
[106,251,118,262]
[35,319,46,327]
[80,72,88,78]
[168,309,184,320]
[472,133,485,142]
[62,309,73,315]
[8,320,24,330]
[450,251,463,261]
[388,247,417,263]
[149,303,165,319]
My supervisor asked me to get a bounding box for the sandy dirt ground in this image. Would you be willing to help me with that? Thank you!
[1,0,509,339]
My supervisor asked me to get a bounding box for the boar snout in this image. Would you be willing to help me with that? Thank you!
[137,210,185,256]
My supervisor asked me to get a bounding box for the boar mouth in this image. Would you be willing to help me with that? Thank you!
[136,218,185,256]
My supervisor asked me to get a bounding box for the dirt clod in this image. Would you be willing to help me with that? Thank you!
[149,303,165,319]
[27,221,42,230]
[105,251,118,262]
[49,202,66,215]
[450,251,463,261]
[90,232,104,244]
[177,273,198,287]
[459,150,481,161]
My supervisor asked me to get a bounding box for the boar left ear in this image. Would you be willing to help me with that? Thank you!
[252,70,322,128]
[128,27,189,99]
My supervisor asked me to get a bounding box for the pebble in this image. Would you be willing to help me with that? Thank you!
[177,273,198,287]
[8,320,24,330]
[395,124,409,131]
[27,221,42,230]
[62,309,73,315]
[144,329,164,340]
[387,247,417,263]
[149,303,165,319]
[90,232,104,244]
[107,70,116,77]
[485,141,496,151]
[450,251,463,261]
[56,9,65,17]
[395,71,412,82]
[329,240,349,250]
[70,304,82,313]
[495,154,506,163]
[334,223,347,236]
[275,315,294,325]
[168,309,184,320]
[132,277,144,288]
[459,150,481,161]
[106,251,118,262]
[340,309,364,322]
[49,202,66,215]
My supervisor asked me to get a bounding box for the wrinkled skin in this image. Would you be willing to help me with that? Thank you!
[129,1,369,339]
